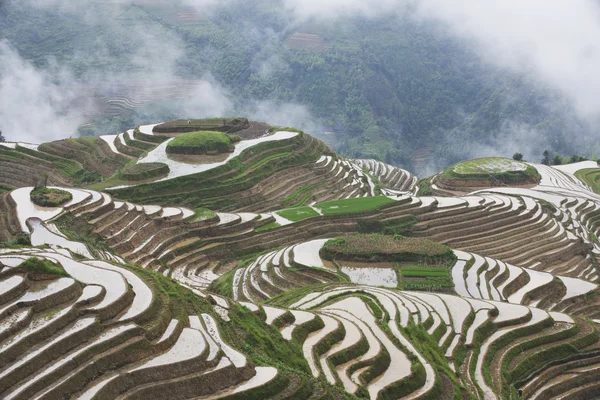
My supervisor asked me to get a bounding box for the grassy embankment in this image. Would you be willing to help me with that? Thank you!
[440,157,541,185]
[166,131,239,155]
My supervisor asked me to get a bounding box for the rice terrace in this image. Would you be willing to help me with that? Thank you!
[1,117,600,400]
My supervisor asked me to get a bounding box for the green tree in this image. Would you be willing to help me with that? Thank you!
[570,154,587,163]
[512,153,523,161]
[552,153,562,165]
[541,150,550,165]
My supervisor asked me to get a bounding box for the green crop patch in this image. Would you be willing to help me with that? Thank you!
[400,266,451,278]
[451,157,528,175]
[193,207,216,221]
[120,162,170,181]
[315,195,395,215]
[166,131,235,155]
[276,206,320,222]
[439,157,541,185]
[255,221,281,232]
[398,265,454,290]
[20,257,70,277]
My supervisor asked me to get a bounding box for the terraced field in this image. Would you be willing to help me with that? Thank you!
[431,157,541,196]
[1,120,600,399]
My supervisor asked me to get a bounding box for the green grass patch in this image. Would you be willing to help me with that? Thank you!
[120,162,169,181]
[450,157,529,174]
[30,187,72,207]
[400,266,450,277]
[208,265,241,297]
[192,207,216,221]
[280,180,326,208]
[123,131,155,151]
[20,257,69,277]
[0,184,14,195]
[398,263,454,291]
[440,157,540,184]
[276,206,320,222]
[13,146,100,184]
[166,131,234,155]
[222,304,310,372]
[315,196,395,215]
[0,152,18,160]
[255,221,281,232]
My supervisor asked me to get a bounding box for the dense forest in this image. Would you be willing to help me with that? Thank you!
[0,0,595,174]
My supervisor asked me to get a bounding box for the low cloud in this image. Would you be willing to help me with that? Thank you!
[0,42,91,143]
[246,101,318,131]
[180,77,234,118]
[6,0,599,171]
[282,0,600,125]
[282,0,399,21]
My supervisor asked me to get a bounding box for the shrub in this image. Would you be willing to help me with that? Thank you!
[166,131,234,155]
[512,153,523,161]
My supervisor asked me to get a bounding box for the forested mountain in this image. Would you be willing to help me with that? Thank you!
[0,0,594,174]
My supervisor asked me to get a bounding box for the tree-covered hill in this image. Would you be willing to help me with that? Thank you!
[0,0,594,174]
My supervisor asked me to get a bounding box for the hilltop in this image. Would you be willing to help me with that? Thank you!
[0,120,599,399]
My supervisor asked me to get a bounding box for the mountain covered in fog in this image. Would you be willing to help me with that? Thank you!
[1,0,598,175]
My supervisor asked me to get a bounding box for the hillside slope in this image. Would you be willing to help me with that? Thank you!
[0,121,599,399]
